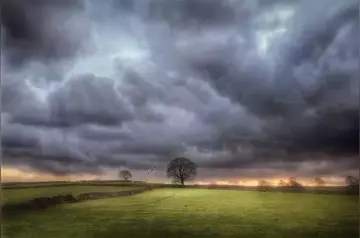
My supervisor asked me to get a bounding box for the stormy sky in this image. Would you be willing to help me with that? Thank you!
[1,0,359,181]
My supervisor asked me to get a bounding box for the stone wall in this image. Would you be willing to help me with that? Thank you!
[76,188,150,201]
[2,187,152,214]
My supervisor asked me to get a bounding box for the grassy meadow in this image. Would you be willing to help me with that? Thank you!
[2,185,139,205]
[2,188,358,238]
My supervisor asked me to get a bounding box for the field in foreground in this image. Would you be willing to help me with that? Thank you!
[2,185,139,205]
[2,189,358,238]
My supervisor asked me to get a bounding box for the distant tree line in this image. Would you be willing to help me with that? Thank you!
[117,158,359,195]
[257,176,359,194]
[258,177,305,191]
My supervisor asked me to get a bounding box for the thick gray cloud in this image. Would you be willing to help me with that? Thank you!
[1,0,92,66]
[1,0,358,179]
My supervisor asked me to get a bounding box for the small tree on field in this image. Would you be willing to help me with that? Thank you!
[287,177,303,189]
[345,176,359,194]
[119,170,132,181]
[258,180,270,186]
[258,180,271,191]
[345,176,359,186]
[278,180,286,187]
[314,177,325,187]
[167,157,197,186]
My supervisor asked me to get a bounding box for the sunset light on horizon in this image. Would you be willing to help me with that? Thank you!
[2,166,348,187]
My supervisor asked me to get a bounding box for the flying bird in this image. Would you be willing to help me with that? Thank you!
[146,166,156,174]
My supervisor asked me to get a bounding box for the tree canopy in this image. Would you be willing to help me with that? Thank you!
[167,157,197,186]
[287,177,303,188]
[314,177,325,187]
[345,176,359,186]
[119,170,132,181]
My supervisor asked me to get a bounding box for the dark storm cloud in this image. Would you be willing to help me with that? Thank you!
[279,0,359,67]
[152,0,237,26]
[1,0,91,66]
[1,0,358,178]
[109,0,241,25]
[187,0,359,157]
[2,126,41,152]
[48,74,135,127]
[197,159,358,181]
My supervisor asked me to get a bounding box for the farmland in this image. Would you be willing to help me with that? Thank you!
[2,188,358,238]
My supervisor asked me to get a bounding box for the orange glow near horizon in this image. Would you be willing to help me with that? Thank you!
[1,167,100,182]
[1,167,347,186]
[195,177,346,187]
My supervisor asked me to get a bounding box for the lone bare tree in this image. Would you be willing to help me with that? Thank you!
[119,170,132,181]
[167,157,197,186]
[314,177,325,187]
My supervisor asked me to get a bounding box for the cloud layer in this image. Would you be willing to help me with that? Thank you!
[1,0,358,179]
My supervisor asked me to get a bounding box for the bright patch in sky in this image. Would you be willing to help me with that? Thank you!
[255,7,295,56]
[256,28,287,55]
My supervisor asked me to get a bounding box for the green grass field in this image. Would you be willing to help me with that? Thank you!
[2,185,139,205]
[2,188,358,238]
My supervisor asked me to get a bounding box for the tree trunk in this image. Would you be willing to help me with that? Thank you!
[180,178,184,186]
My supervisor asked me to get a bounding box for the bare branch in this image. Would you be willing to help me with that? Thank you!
[167,157,197,186]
